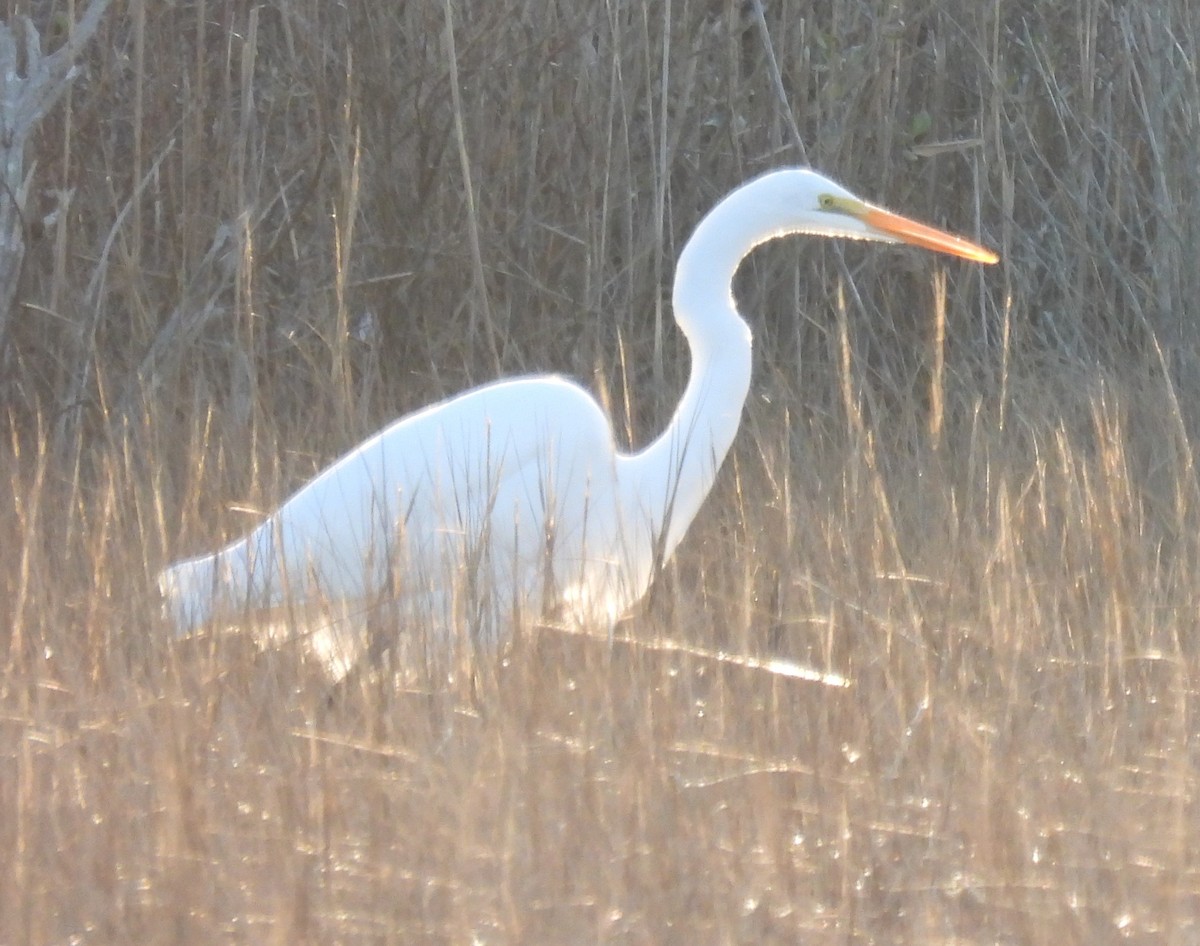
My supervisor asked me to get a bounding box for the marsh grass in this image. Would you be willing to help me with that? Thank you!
[1,0,1198,941]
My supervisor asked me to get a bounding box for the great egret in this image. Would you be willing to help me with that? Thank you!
[159,168,997,677]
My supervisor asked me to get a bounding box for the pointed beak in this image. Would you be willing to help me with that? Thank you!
[858,203,999,264]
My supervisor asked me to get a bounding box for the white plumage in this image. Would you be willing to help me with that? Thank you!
[159,168,996,677]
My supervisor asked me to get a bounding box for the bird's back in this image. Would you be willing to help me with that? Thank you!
[160,374,652,676]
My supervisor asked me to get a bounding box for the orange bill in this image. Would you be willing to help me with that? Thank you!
[860,205,999,264]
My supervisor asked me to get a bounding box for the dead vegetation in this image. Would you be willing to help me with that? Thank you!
[1,0,1198,941]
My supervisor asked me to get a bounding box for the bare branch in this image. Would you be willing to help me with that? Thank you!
[0,1,112,353]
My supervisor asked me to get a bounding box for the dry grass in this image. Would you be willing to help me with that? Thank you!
[2,0,1198,941]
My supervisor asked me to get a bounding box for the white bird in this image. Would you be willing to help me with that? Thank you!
[159,168,997,677]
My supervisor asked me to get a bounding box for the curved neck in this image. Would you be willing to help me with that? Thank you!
[624,196,760,560]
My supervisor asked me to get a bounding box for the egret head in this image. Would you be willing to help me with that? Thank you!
[740,167,998,264]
